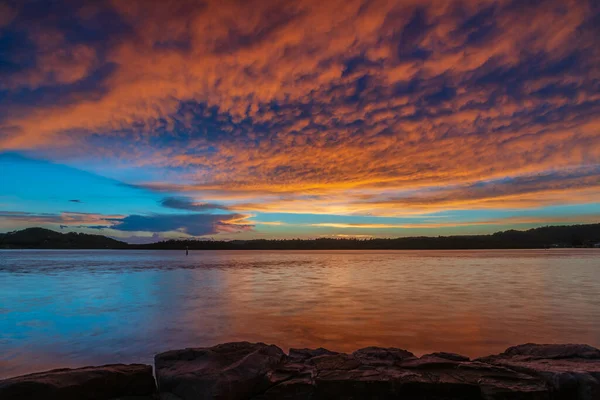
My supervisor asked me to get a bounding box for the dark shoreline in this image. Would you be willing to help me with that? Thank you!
[2,223,600,250]
[2,342,599,399]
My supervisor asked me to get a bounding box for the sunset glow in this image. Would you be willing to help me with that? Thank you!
[1,0,599,241]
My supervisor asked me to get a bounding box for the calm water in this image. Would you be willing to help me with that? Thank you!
[1,249,599,378]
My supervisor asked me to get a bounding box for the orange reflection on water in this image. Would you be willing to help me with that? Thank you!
[1,249,599,379]
[188,250,600,356]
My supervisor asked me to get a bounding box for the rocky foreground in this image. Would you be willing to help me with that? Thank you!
[1,342,599,399]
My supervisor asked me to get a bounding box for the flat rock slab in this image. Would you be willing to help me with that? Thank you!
[154,343,600,399]
[155,341,286,400]
[4,343,599,399]
[479,343,600,400]
[0,364,156,400]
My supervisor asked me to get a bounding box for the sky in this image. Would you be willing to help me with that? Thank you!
[0,0,599,243]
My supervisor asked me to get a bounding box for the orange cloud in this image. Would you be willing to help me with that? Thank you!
[309,215,600,230]
[0,0,599,221]
[0,211,124,231]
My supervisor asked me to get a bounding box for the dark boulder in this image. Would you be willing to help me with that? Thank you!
[277,345,548,399]
[288,347,338,361]
[0,364,155,400]
[422,352,471,362]
[210,343,550,399]
[493,343,600,360]
[479,343,600,400]
[155,341,285,400]
[6,343,599,399]
[351,346,416,366]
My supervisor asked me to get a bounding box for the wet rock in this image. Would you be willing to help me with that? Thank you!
[479,344,600,400]
[351,346,416,366]
[230,343,550,399]
[0,364,155,400]
[400,354,468,369]
[288,347,338,361]
[494,343,600,360]
[309,353,363,371]
[155,342,285,400]
[423,352,471,362]
[6,343,599,399]
[255,375,315,400]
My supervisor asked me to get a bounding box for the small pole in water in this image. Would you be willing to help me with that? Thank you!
[186,246,189,256]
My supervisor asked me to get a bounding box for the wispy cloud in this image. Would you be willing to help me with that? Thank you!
[0,211,123,230]
[160,196,230,211]
[311,215,600,229]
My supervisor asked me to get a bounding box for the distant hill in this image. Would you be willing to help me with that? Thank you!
[0,227,128,249]
[2,224,598,250]
[133,223,600,250]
